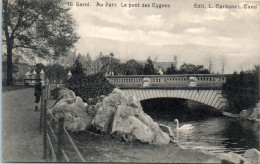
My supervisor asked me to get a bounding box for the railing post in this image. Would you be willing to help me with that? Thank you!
[39,91,44,134]
[43,90,47,159]
[57,117,65,162]
[43,80,49,159]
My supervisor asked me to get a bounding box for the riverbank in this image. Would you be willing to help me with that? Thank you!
[70,130,221,163]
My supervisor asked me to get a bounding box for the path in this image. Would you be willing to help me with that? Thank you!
[2,88,45,162]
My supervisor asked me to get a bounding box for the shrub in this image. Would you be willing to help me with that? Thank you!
[66,73,115,102]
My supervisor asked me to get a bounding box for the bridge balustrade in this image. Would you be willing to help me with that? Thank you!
[106,74,228,88]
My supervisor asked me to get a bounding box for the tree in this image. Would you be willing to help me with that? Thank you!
[179,63,210,74]
[222,66,259,113]
[164,64,177,75]
[71,58,85,78]
[2,0,78,85]
[77,53,86,69]
[95,55,120,74]
[143,57,157,75]
[122,59,143,75]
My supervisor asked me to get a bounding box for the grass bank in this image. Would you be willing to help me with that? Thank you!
[69,131,221,163]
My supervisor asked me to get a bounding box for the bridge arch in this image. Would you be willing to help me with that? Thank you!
[121,89,227,110]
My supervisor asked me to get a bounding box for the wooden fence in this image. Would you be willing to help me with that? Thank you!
[39,80,85,162]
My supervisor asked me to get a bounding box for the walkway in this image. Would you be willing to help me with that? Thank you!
[2,88,45,162]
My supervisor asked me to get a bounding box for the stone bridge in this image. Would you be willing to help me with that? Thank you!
[105,74,229,110]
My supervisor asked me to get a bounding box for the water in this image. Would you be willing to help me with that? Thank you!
[158,117,260,154]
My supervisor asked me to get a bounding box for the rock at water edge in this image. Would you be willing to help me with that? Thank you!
[217,152,249,164]
[244,148,260,164]
[239,109,253,120]
[111,106,154,143]
[249,108,260,122]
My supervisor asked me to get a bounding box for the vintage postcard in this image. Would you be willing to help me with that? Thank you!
[2,0,260,163]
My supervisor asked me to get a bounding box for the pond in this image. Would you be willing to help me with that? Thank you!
[141,98,260,155]
[158,117,260,154]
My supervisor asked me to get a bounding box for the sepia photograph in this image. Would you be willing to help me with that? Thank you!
[2,0,260,163]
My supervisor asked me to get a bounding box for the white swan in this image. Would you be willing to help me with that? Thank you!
[174,119,194,131]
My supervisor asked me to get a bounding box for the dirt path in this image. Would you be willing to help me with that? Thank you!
[2,88,45,162]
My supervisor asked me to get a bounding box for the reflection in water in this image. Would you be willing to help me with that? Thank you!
[221,119,260,153]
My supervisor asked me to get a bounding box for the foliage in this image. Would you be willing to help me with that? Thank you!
[143,57,157,75]
[67,58,114,101]
[46,64,69,83]
[179,63,210,74]
[35,63,69,83]
[222,66,259,113]
[95,55,121,74]
[164,63,210,74]
[164,64,178,75]
[118,59,144,75]
[66,73,115,102]
[125,59,144,75]
[70,58,85,78]
[77,53,91,71]
[2,0,79,85]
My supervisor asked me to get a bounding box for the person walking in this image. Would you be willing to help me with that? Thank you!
[34,80,42,111]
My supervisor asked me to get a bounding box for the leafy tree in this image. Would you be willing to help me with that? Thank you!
[71,58,85,78]
[179,63,210,74]
[222,66,259,113]
[44,64,68,83]
[164,64,178,75]
[119,59,143,75]
[77,53,89,71]
[95,55,120,74]
[143,57,157,75]
[2,0,78,85]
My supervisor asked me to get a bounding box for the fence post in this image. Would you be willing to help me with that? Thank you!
[43,91,47,159]
[39,91,44,134]
[57,117,65,162]
[43,81,49,159]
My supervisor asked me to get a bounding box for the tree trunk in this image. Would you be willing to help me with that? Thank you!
[6,43,13,86]
[3,0,14,86]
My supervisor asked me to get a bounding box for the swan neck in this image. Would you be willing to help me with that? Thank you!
[176,120,179,129]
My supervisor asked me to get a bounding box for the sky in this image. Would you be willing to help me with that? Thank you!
[68,0,260,73]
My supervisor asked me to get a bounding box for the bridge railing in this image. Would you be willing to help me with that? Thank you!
[105,74,228,88]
